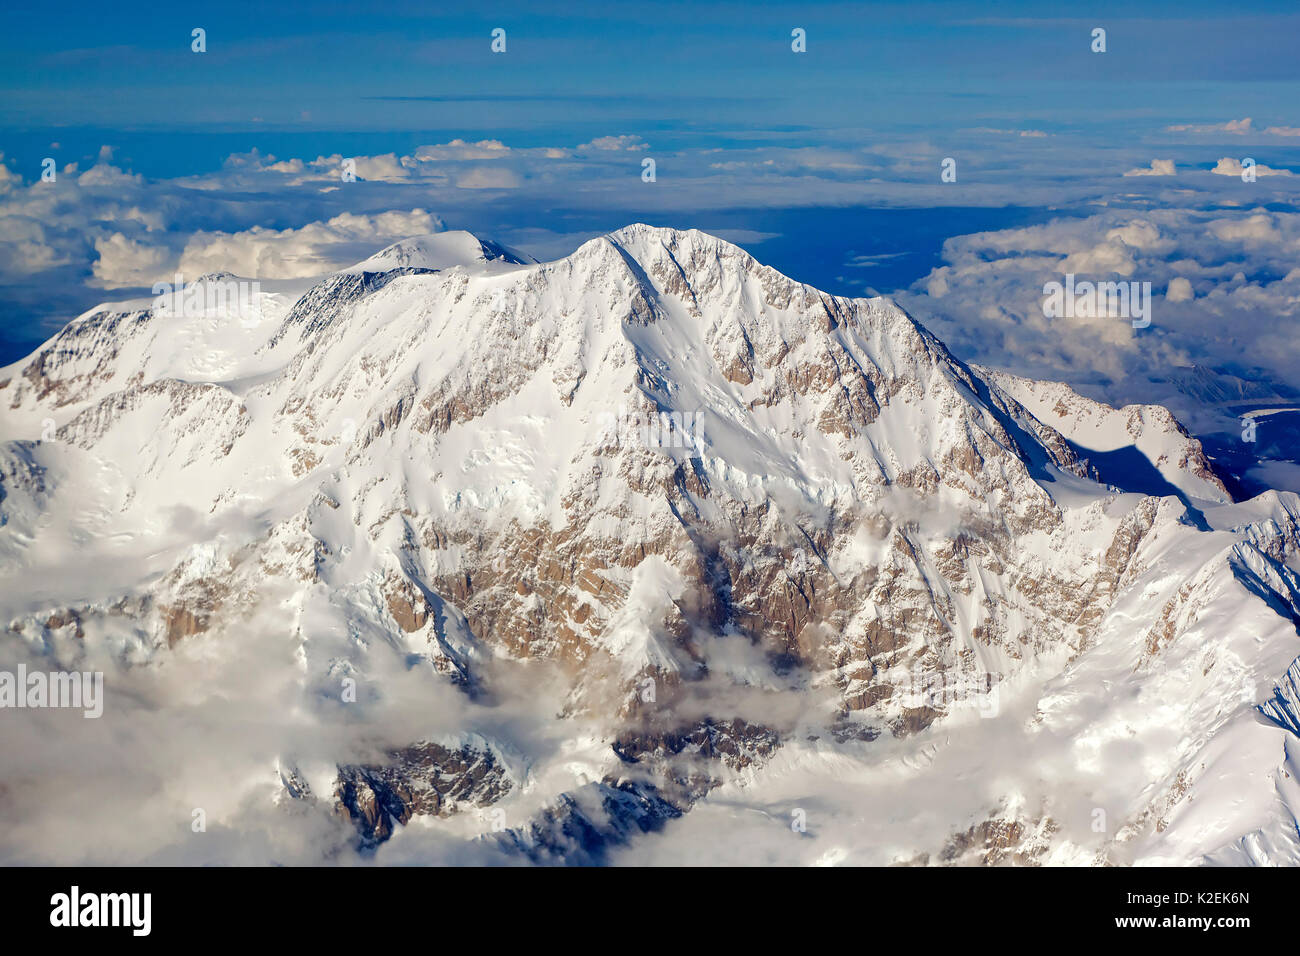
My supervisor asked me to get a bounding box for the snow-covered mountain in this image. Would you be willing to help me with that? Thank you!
[979,367,1231,504]
[2,225,1298,866]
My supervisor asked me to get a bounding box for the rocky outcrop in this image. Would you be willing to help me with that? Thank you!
[333,740,515,848]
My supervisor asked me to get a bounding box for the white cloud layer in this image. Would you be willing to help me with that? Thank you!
[896,207,1300,436]
[1166,118,1254,134]
[1124,159,1176,177]
[1211,157,1293,178]
[177,209,445,279]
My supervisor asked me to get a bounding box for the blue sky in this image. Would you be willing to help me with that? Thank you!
[7,1,1300,142]
[3,0,1300,488]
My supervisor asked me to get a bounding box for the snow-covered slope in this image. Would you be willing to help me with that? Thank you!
[343,231,536,274]
[1,225,1297,866]
[981,367,1232,504]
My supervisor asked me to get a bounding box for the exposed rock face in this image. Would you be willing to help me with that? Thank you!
[936,813,1058,867]
[2,226,1299,865]
[612,717,781,802]
[492,780,683,866]
[334,740,515,848]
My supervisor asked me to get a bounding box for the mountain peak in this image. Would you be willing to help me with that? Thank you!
[344,231,534,275]
[600,223,755,266]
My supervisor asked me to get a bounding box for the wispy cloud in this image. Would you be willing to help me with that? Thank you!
[1124,159,1176,177]
[1166,117,1254,135]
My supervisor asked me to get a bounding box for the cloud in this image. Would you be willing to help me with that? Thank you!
[1263,126,1300,137]
[0,220,68,274]
[177,209,444,279]
[76,161,143,189]
[454,167,522,190]
[0,150,166,294]
[578,135,649,152]
[1166,276,1194,302]
[1211,157,1293,177]
[845,252,907,268]
[214,139,564,192]
[413,139,514,160]
[1124,159,1176,177]
[963,127,1049,138]
[0,593,561,865]
[347,153,413,183]
[91,232,170,288]
[707,146,873,175]
[1206,212,1282,242]
[269,153,418,184]
[1166,118,1252,134]
[894,207,1300,437]
[0,158,21,194]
